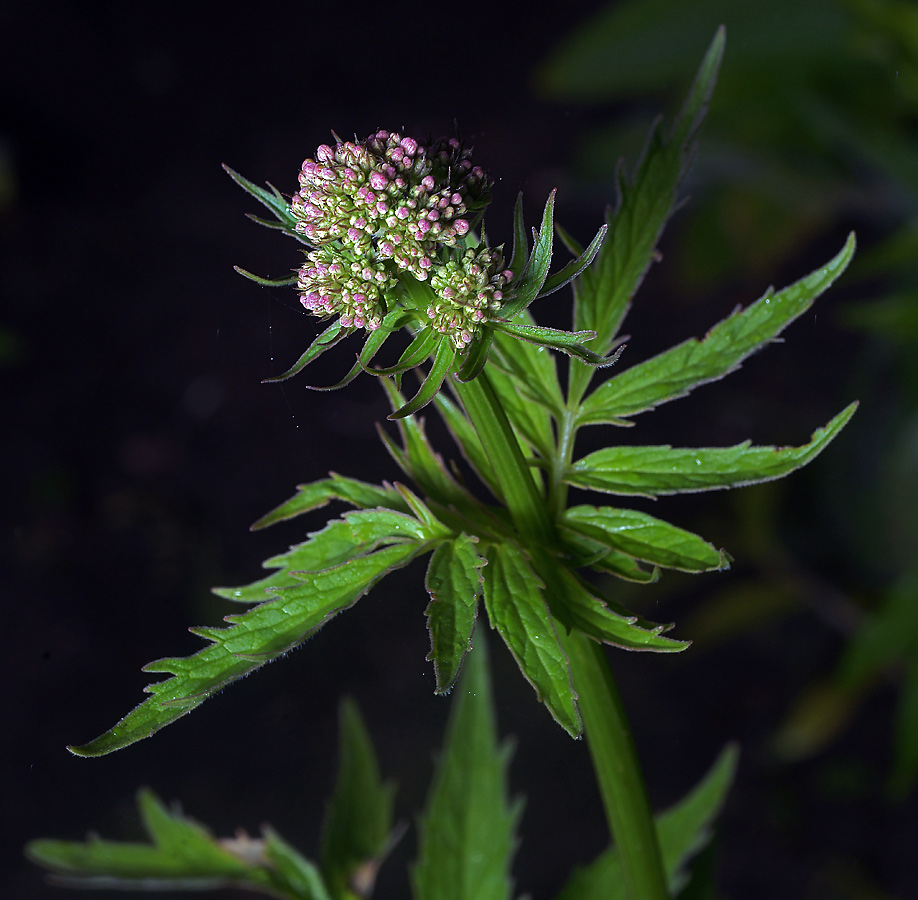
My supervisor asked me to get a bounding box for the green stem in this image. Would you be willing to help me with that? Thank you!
[561,630,670,900]
[454,370,669,900]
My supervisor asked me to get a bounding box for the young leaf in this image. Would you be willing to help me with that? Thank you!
[320,699,397,899]
[566,402,858,497]
[481,542,581,736]
[69,541,428,756]
[553,744,738,900]
[536,223,607,300]
[412,637,521,900]
[577,234,856,425]
[565,504,729,573]
[571,28,725,363]
[223,164,301,236]
[263,320,354,384]
[27,788,332,900]
[500,191,556,318]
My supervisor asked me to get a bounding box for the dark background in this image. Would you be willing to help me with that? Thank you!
[3,2,915,899]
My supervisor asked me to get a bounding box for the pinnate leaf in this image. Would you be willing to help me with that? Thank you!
[69,540,428,756]
[566,402,858,497]
[578,234,856,425]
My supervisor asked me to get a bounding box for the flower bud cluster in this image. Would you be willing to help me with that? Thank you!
[427,247,514,348]
[297,246,392,330]
[291,131,491,282]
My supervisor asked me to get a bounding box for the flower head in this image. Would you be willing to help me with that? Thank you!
[297,246,392,330]
[427,247,514,348]
[291,130,492,282]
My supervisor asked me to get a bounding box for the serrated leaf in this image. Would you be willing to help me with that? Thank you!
[481,543,581,736]
[569,28,724,378]
[554,745,738,900]
[250,474,410,531]
[578,234,856,424]
[321,699,397,899]
[565,504,728,572]
[543,566,688,652]
[425,535,486,693]
[567,402,857,497]
[69,541,427,756]
[412,637,521,900]
[217,508,433,603]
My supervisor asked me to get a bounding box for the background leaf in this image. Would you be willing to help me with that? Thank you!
[320,699,397,900]
[412,637,521,900]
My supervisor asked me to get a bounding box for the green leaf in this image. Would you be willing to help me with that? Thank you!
[250,474,410,531]
[542,566,687,652]
[412,638,521,900]
[26,788,332,900]
[425,535,486,693]
[570,28,724,365]
[553,745,738,900]
[656,743,738,894]
[536,223,607,299]
[491,310,565,415]
[565,505,729,573]
[69,541,428,756]
[234,265,298,287]
[263,320,354,384]
[578,234,856,425]
[265,829,334,900]
[560,526,661,583]
[432,391,505,503]
[566,402,858,497]
[500,191,556,318]
[379,379,480,510]
[490,319,622,367]
[216,508,433,603]
[481,542,581,736]
[223,164,300,232]
[388,337,457,419]
[321,699,397,900]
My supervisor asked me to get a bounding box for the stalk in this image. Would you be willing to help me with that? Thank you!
[453,371,669,900]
